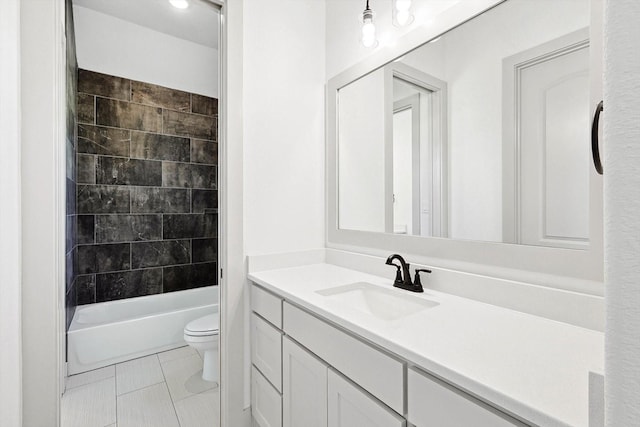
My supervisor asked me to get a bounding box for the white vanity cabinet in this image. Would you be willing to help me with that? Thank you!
[407,368,526,427]
[250,283,532,427]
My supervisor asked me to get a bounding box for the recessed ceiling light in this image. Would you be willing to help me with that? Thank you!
[169,0,189,9]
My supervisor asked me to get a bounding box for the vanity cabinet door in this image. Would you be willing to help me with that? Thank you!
[328,368,406,427]
[282,337,328,427]
[407,368,528,427]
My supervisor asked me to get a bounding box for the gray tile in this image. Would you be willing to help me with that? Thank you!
[191,190,217,213]
[67,177,76,216]
[77,93,95,124]
[192,238,217,263]
[131,81,190,112]
[79,69,130,101]
[66,138,76,181]
[95,268,162,302]
[161,354,216,402]
[66,215,75,252]
[116,382,179,427]
[77,185,130,214]
[66,248,76,293]
[61,377,116,427]
[95,214,162,243]
[130,187,190,213]
[162,162,216,189]
[163,214,216,239]
[157,346,198,364]
[173,389,220,427]
[163,110,215,140]
[130,131,190,162]
[96,157,162,187]
[78,124,131,157]
[163,262,217,292]
[77,215,95,244]
[115,355,164,396]
[190,139,217,165]
[77,243,130,274]
[66,365,115,390]
[96,97,162,133]
[77,154,96,184]
[131,240,190,269]
[76,274,96,305]
[191,94,217,116]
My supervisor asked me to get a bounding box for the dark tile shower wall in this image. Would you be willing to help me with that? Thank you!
[65,0,78,331]
[75,69,218,305]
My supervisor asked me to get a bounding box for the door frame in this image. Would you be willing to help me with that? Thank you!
[0,0,23,424]
[384,62,449,237]
[16,0,247,425]
[502,28,590,247]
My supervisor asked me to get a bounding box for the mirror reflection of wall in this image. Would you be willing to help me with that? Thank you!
[337,0,591,249]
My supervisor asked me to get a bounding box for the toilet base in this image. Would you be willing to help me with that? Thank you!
[184,333,219,383]
[202,349,219,383]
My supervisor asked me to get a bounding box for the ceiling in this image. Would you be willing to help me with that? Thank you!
[73,0,219,49]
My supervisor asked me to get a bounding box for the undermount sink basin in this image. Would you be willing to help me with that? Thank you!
[316,282,438,321]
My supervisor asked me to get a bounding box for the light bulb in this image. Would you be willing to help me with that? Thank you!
[169,0,189,9]
[361,3,377,48]
[393,0,413,27]
[362,19,376,47]
[396,10,410,26]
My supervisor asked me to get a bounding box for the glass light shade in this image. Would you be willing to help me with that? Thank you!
[169,0,189,9]
[362,19,377,47]
[393,0,413,27]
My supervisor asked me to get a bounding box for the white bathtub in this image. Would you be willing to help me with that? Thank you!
[67,287,218,375]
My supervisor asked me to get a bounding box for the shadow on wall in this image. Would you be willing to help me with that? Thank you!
[69,69,219,310]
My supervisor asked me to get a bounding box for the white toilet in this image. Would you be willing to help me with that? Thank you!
[184,314,219,383]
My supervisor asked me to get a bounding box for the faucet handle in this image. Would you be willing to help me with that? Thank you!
[413,269,432,288]
[388,264,403,286]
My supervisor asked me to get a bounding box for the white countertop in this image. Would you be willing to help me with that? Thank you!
[248,263,604,427]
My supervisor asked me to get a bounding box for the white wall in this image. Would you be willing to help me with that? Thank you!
[243,0,326,255]
[73,5,218,97]
[0,0,22,425]
[339,68,386,232]
[604,0,640,424]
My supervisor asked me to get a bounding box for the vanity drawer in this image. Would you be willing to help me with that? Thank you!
[283,302,404,415]
[251,313,283,392]
[252,366,283,427]
[252,284,283,328]
[407,367,528,427]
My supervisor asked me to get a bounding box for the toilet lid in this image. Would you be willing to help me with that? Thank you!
[185,314,219,336]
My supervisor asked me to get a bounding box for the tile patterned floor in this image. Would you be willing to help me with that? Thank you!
[62,346,219,427]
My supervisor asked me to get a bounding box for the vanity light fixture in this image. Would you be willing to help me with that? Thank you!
[393,0,414,27]
[169,0,189,9]
[361,0,378,48]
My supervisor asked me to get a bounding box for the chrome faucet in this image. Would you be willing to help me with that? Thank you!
[385,254,431,293]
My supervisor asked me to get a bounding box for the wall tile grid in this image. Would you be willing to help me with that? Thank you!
[75,69,218,305]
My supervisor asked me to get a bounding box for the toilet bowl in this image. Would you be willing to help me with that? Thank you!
[184,314,219,383]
